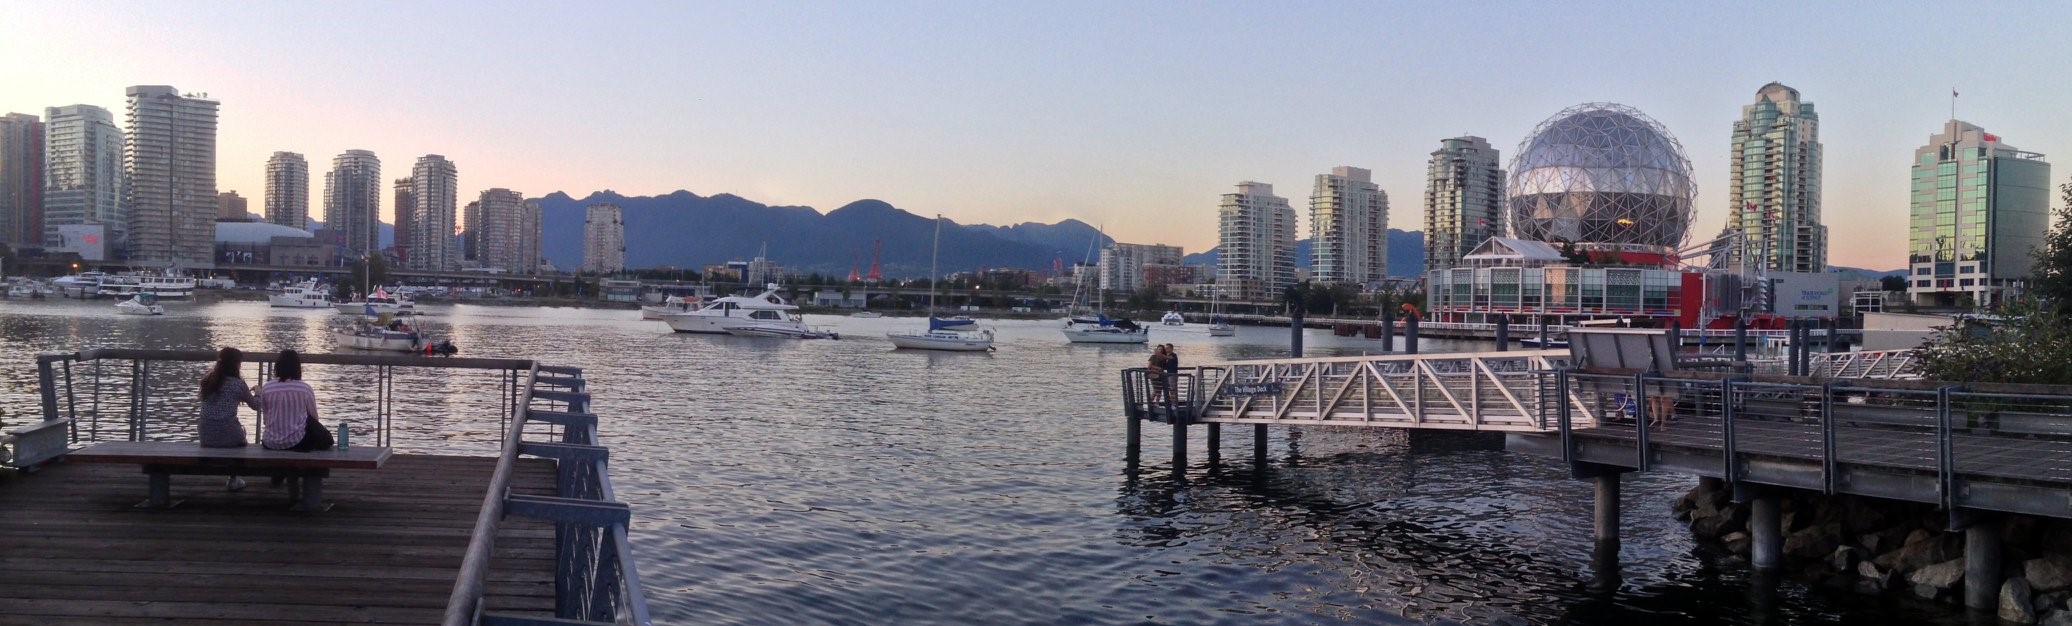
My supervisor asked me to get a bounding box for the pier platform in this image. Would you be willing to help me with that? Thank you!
[0,455,556,626]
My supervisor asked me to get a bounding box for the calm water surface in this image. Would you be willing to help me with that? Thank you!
[0,299,1973,625]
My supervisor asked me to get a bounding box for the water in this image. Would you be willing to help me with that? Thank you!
[0,299,1974,625]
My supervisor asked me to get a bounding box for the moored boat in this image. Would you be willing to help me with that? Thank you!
[661,286,802,334]
[1161,311,1185,326]
[1063,315,1150,344]
[848,311,884,319]
[51,272,104,298]
[98,271,197,299]
[269,281,334,308]
[640,296,700,320]
[332,319,427,352]
[886,215,995,352]
[114,294,164,316]
[334,288,416,315]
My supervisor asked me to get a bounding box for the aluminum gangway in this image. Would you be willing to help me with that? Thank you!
[1121,349,1595,432]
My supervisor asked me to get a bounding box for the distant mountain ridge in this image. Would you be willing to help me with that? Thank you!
[529,190,1113,278]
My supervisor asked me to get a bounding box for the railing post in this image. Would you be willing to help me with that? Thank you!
[1721,377,1740,482]
[1936,385,1962,510]
[1557,369,1574,464]
[1632,371,1649,471]
[37,358,59,422]
[1820,382,1839,495]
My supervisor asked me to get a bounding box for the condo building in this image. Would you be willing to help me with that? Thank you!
[1724,82,1826,273]
[1310,166,1388,287]
[41,105,125,257]
[583,203,625,273]
[1216,181,1296,301]
[1422,136,1504,273]
[407,155,458,271]
[323,150,382,262]
[124,85,219,267]
[265,151,309,230]
[1097,243,1185,294]
[0,113,43,247]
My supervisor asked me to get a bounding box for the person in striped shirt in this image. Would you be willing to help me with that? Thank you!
[257,350,333,452]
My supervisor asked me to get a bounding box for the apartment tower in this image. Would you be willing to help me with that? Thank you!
[407,155,459,271]
[264,151,309,230]
[1725,82,1826,272]
[583,203,625,273]
[323,150,382,262]
[1216,181,1296,301]
[473,188,539,273]
[1310,166,1388,287]
[41,105,125,256]
[124,85,219,267]
[1422,136,1504,272]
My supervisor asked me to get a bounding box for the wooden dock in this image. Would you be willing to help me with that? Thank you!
[0,454,557,626]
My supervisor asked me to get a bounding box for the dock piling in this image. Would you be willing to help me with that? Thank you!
[1965,516,2004,610]
[1733,317,1748,365]
[1538,316,1550,349]
[1125,407,1140,466]
[1380,307,1394,352]
[1750,493,1783,570]
[1205,423,1220,465]
[1494,317,1509,352]
[1171,414,1187,472]
[1405,315,1419,355]
[1253,425,1267,465]
[1591,471,1622,590]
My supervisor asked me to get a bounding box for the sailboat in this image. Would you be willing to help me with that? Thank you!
[887,215,995,351]
[1207,286,1235,337]
[1061,228,1149,344]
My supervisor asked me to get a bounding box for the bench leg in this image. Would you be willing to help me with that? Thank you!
[290,474,330,512]
[147,472,171,508]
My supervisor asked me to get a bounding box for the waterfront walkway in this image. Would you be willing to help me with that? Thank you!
[0,455,556,626]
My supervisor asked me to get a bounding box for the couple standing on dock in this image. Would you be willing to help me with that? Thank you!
[1147,344,1180,403]
[196,348,335,490]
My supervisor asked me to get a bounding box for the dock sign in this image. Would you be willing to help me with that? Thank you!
[1222,382,1284,398]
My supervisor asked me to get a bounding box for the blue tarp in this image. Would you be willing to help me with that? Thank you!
[929,317,975,331]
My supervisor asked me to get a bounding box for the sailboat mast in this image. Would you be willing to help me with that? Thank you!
[928,215,942,315]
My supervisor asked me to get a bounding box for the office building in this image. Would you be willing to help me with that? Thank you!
[1423,136,1504,273]
[583,203,625,273]
[1906,120,2050,307]
[1096,242,1184,294]
[264,151,309,230]
[0,113,42,247]
[125,85,219,267]
[42,105,125,256]
[1310,166,1388,287]
[216,191,247,221]
[1724,83,1826,273]
[406,155,458,271]
[323,149,381,262]
[1216,181,1296,301]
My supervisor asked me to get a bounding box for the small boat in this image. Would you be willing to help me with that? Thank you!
[1208,320,1236,337]
[1206,288,1233,337]
[1160,311,1185,326]
[640,296,699,320]
[661,286,800,334]
[848,311,884,319]
[51,272,104,298]
[5,281,34,299]
[333,319,426,352]
[887,215,995,352]
[115,294,164,316]
[269,281,334,308]
[335,288,416,315]
[1063,315,1150,344]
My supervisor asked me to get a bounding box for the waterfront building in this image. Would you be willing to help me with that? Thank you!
[472,188,539,274]
[583,203,625,273]
[1217,181,1296,301]
[124,85,219,267]
[264,151,309,230]
[0,113,43,248]
[42,105,125,257]
[407,155,458,271]
[323,150,382,263]
[1097,243,1184,294]
[390,177,412,262]
[214,221,329,267]
[1310,166,1388,288]
[1906,120,2050,308]
[217,190,247,221]
[1723,83,1825,273]
[1423,136,1504,273]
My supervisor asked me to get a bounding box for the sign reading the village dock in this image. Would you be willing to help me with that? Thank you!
[1222,382,1284,398]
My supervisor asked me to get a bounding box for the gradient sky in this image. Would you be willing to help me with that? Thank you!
[4,1,2069,270]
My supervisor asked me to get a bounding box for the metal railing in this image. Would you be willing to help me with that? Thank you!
[14,349,649,625]
[1122,350,1582,431]
[1747,349,1920,380]
[1550,369,2072,520]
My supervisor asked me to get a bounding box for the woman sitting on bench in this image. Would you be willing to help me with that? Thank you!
[199,347,262,491]
[257,350,333,453]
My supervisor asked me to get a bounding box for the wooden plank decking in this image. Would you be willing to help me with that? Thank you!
[0,454,557,626]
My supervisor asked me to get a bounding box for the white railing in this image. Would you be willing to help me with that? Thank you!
[1187,349,1589,431]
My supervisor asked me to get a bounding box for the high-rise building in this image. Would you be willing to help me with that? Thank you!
[1310,166,1389,287]
[124,85,219,267]
[323,149,381,262]
[42,105,126,256]
[407,155,458,271]
[1217,181,1296,301]
[1906,120,2050,307]
[216,191,247,221]
[0,113,43,248]
[1724,83,1825,273]
[1422,136,1504,272]
[390,177,412,262]
[1097,243,1184,294]
[264,151,309,230]
[473,188,539,273]
[583,203,625,273]
[461,199,482,262]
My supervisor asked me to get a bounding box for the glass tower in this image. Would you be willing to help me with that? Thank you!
[1906,120,2050,307]
[1724,83,1825,273]
[1423,136,1504,273]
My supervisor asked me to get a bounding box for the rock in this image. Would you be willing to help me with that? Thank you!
[1692,504,1746,540]
[1723,532,1752,555]
[1877,533,1956,573]
[2045,609,2072,626]
[1830,546,1864,573]
[1786,526,1837,560]
[2006,578,2038,624]
[1858,561,1894,593]
[1781,511,1799,533]
[1841,497,1888,533]
[1905,528,1935,547]
[2030,557,2072,593]
[1908,558,1966,601]
[1859,533,1884,554]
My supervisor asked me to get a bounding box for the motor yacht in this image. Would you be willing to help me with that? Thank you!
[269,281,334,308]
[1063,315,1150,344]
[335,288,416,315]
[98,271,196,299]
[1160,311,1185,326]
[662,285,816,336]
[114,294,164,316]
[51,272,104,298]
[640,296,700,320]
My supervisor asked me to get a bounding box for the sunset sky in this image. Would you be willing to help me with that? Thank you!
[3,1,2069,270]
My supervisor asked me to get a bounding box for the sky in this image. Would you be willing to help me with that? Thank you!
[3,1,2070,270]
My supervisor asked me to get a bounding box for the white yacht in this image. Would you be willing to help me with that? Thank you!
[269,281,334,308]
[640,296,700,320]
[1063,315,1150,344]
[51,272,105,298]
[333,319,426,352]
[887,215,995,352]
[98,272,196,299]
[662,285,816,336]
[1160,311,1185,326]
[335,289,416,316]
[114,294,164,316]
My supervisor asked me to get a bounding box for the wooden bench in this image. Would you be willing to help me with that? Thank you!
[66,441,392,511]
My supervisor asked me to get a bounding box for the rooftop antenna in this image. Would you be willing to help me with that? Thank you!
[1950,87,1958,122]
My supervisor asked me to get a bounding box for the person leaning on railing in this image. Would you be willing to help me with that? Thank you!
[256,349,334,454]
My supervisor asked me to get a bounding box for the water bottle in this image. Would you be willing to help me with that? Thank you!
[337,421,350,451]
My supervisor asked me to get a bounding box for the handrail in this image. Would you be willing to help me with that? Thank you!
[443,361,541,626]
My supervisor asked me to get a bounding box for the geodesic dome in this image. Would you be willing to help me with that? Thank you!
[1508,103,1695,251]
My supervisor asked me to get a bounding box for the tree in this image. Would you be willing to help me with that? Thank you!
[1914,298,2072,385]
[1879,275,1907,292]
[334,256,391,301]
[2028,181,2072,313]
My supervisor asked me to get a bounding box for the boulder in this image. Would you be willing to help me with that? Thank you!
[1909,558,1966,601]
[1723,532,1751,556]
[1830,546,1864,574]
[2030,557,2072,593]
[1859,533,1884,554]
[1878,533,1956,573]
[2005,577,2038,624]
[1785,526,1837,560]
[1905,528,1935,547]
[1857,561,1894,594]
[1692,504,1746,540]
[2045,609,2072,626]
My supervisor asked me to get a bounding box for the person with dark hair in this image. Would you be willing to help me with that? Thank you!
[198,347,260,490]
[256,350,333,452]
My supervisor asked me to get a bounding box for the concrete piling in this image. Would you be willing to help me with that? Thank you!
[1965,517,2004,610]
[1591,472,1622,590]
[1750,494,1782,570]
[1494,316,1509,352]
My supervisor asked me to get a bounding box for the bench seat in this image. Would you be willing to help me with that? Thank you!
[67,442,392,511]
